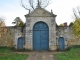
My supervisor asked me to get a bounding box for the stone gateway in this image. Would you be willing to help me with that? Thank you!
[24,7,57,50]
[14,7,73,50]
[1,6,80,51]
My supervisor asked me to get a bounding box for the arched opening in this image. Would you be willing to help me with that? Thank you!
[58,37,65,50]
[17,37,24,49]
[33,21,49,50]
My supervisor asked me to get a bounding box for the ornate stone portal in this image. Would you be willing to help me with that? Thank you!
[24,7,57,50]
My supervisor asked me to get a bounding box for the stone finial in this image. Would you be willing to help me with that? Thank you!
[37,0,41,8]
[51,9,53,14]
[29,10,30,14]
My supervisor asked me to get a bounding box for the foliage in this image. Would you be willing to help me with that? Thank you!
[0,16,5,27]
[12,17,24,26]
[69,22,73,26]
[0,27,7,37]
[16,20,24,26]
[59,23,64,26]
[55,46,80,60]
[0,16,7,38]
[72,7,80,38]
[0,47,28,60]
[73,18,80,37]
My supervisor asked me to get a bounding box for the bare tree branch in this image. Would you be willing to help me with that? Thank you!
[29,0,34,10]
[40,0,51,8]
[0,16,5,27]
[73,8,79,19]
[77,7,80,16]
[21,0,30,10]
[21,0,51,11]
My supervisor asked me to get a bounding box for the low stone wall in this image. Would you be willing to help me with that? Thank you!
[0,27,15,47]
[68,38,80,46]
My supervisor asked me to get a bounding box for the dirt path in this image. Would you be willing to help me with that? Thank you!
[26,51,58,60]
[15,51,62,60]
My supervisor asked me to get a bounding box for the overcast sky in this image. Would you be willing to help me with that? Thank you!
[0,0,80,26]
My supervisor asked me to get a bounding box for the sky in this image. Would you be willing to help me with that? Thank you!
[0,0,80,26]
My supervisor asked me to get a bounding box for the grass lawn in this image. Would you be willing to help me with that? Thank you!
[0,47,28,60]
[55,46,80,60]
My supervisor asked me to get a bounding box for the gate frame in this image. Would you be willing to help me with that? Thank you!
[58,37,65,50]
[17,37,24,49]
[33,21,49,50]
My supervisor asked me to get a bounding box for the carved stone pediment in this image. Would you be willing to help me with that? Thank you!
[25,8,57,17]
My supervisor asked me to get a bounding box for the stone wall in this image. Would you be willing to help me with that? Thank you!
[56,26,73,49]
[56,26,80,49]
[14,26,25,48]
[0,27,15,47]
[0,26,24,48]
[0,25,80,50]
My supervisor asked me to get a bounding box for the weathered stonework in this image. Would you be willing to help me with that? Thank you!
[0,27,15,47]
[56,26,73,49]
[24,8,57,50]
[0,7,80,51]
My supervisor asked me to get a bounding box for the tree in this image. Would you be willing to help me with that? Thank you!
[21,0,51,11]
[59,23,64,26]
[73,7,80,19]
[73,7,80,38]
[73,18,80,37]
[0,16,7,38]
[12,17,24,26]
[69,22,73,26]
[0,16,5,27]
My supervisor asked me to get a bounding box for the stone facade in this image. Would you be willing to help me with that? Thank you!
[0,7,80,50]
[25,8,56,50]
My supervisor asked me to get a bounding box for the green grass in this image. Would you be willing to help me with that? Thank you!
[0,47,28,60]
[55,46,80,60]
